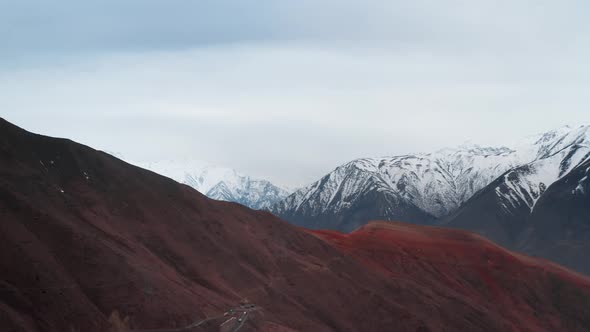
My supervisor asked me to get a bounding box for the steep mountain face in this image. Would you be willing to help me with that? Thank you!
[4,118,590,332]
[273,145,524,232]
[445,155,590,274]
[273,125,590,233]
[492,125,590,216]
[442,125,590,273]
[272,158,437,232]
[129,159,290,210]
[522,159,590,274]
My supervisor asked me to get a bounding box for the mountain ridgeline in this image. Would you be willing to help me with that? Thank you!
[272,125,590,274]
[3,117,590,332]
[272,145,523,232]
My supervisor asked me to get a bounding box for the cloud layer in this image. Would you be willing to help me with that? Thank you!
[2,1,589,186]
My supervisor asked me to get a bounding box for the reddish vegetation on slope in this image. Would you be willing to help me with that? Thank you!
[1,117,590,332]
[312,222,590,331]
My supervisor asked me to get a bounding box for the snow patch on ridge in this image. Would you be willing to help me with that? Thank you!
[575,166,590,195]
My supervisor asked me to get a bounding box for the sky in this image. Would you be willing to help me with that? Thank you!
[1,1,589,187]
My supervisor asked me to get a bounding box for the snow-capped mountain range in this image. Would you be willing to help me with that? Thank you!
[272,124,590,232]
[126,159,290,210]
[492,125,590,214]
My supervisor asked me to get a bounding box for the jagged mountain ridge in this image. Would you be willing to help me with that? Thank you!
[273,124,590,233]
[443,126,590,274]
[273,144,525,231]
[128,159,290,210]
[493,125,590,214]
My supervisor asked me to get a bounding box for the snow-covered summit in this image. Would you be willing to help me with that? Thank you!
[493,124,590,212]
[126,158,290,210]
[273,124,590,231]
[274,143,523,222]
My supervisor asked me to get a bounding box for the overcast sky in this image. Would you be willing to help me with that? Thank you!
[1,1,589,187]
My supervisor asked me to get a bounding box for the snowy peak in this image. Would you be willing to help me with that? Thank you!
[276,145,523,222]
[520,124,590,160]
[434,143,515,157]
[134,159,235,194]
[126,159,290,210]
[494,126,590,213]
[273,124,590,232]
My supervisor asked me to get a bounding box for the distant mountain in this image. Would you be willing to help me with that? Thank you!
[3,117,590,332]
[273,144,525,232]
[127,159,290,210]
[272,125,590,234]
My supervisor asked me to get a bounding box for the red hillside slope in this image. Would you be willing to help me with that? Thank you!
[312,222,590,331]
[1,117,590,332]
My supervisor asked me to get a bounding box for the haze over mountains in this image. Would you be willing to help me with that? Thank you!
[3,118,590,332]
[127,159,290,210]
[115,125,589,237]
